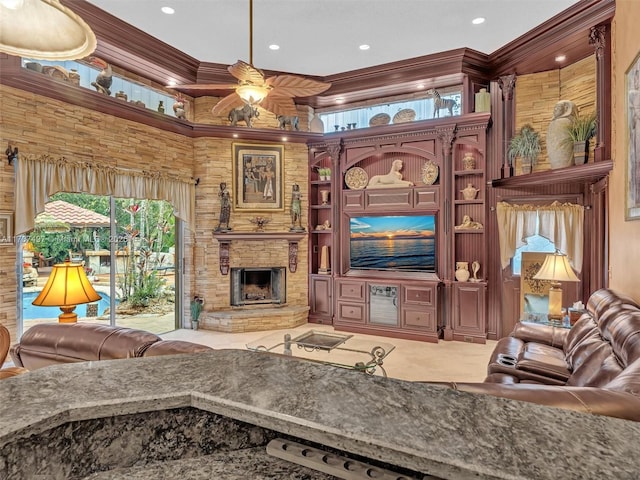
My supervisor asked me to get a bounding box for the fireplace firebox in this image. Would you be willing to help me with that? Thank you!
[231,267,286,306]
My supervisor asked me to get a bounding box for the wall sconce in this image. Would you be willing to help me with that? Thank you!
[0,0,96,60]
[533,252,580,320]
[5,144,18,165]
[32,260,102,323]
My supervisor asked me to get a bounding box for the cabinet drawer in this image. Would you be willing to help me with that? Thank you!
[402,308,437,333]
[403,285,436,306]
[343,191,364,210]
[337,280,365,301]
[337,302,365,323]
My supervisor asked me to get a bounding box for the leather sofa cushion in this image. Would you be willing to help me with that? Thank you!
[16,323,161,363]
[516,349,570,381]
[143,340,213,356]
[510,322,567,348]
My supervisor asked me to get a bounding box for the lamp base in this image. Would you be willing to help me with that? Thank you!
[547,283,564,321]
[58,306,78,323]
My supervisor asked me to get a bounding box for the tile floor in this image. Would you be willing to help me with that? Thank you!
[161,324,497,383]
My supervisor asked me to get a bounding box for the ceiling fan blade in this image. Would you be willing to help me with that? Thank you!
[211,92,245,116]
[228,60,265,85]
[177,83,239,93]
[266,75,332,97]
[260,94,299,117]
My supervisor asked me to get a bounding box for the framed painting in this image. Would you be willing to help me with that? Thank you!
[232,143,284,211]
[626,51,640,220]
[0,212,14,245]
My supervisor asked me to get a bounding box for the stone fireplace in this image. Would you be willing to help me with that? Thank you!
[231,267,286,306]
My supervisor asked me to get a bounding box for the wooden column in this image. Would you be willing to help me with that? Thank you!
[589,25,611,162]
[498,74,517,178]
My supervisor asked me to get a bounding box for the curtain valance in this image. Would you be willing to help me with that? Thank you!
[15,155,196,235]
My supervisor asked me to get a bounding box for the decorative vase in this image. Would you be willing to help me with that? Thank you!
[573,140,589,165]
[115,91,128,101]
[320,190,330,205]
[310,114,325,133]
[462,153,476,170]
[471,260,480,282]
[157,100,165,114]
[474,88,491,113]
[461,183,479,200]
[455,262,470,282]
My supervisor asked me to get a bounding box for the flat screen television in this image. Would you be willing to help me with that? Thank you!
[349,215,436,272]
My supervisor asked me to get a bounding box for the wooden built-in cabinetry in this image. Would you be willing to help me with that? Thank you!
[308,113,491,343]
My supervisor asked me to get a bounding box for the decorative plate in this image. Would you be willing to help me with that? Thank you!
[345,167,369,190]
[392,108,416,124]
[421,160,439,185]
[369,113,391,127]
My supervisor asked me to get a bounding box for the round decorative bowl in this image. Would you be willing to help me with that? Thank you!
[392,108,416,124]
[369,113,391,127]
[345,167,369,190]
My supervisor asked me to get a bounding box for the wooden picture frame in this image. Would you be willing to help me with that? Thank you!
[232,143,284,211]
[0,212,14,245]
[626,51,640,220]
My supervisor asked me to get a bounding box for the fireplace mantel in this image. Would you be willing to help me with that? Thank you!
[212,231,307,274]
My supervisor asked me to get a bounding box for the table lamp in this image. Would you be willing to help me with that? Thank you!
[532,252,579,320]
[32,260,102,323]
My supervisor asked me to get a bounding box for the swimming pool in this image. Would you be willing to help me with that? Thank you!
[22,291,115,320]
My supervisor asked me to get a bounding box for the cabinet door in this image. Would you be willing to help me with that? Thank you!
[452,283,487,343]
[310,275,332,317]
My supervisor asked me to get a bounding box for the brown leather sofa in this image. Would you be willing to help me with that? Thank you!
[10,323,214,370]
[435,288,640,422]
[0,324,27,379]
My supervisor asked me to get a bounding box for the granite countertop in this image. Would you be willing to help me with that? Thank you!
[1,349,639,479]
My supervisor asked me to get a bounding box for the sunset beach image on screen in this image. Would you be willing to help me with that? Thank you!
[349,215,436,272]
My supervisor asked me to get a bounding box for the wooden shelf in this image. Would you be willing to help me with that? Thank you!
[491,160,613,188]
[212,232,306,241]
[454,169,484,176]
[454,199,483,205]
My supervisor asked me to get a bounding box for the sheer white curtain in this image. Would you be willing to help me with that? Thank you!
[496,201,584,272]
[14,154,196,235]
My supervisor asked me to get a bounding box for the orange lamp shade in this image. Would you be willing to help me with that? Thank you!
[32,260,102,323]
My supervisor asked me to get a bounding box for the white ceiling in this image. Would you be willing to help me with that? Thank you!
[87,0,580,76]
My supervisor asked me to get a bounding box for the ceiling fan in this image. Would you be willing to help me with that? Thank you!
[177,0,331,118]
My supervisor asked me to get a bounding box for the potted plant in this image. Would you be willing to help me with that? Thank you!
[190,295,204,330]
[508,124,541,174]
[318,167,331,181]
[566,112,597,165]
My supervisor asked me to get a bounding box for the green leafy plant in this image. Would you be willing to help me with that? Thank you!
[190,295,204,322]
[508,124,541,165]
[566,112,597,142]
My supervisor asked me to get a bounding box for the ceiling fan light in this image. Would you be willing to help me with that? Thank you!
[0,0,97,60]
[236,84,269,105]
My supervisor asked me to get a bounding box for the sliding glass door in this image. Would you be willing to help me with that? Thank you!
[21,192,178,334]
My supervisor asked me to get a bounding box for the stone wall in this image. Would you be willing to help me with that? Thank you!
[514,55,597,173]
[0,84,310,341]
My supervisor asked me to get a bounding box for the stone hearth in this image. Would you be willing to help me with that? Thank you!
[200,305,310,333]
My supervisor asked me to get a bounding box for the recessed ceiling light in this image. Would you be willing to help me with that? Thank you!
[555,54,567,62]
[232,133,238,138]
[359,44,370,51]
[472,17,485,25]
[282,137,288,142]
[167,79,177,87]
[161,6,175,14]
[335,97,345,104]
[417,83,425,90]
[269,44,280,50]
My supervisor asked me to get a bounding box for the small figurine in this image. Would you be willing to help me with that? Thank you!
[290,184,305,232]
[89,57,112,96]
[315,220,331,231]
[250,216,270,232]
[455,215,483,230]
[215,182,231,232]
[366,159,414,188]
[173,93,186,119]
